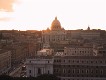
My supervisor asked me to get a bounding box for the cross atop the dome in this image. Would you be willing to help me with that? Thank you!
[55,16,57,20]
[87,25,90,30]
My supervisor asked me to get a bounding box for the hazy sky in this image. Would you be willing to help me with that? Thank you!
[0,0,106,30]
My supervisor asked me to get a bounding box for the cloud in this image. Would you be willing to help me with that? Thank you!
[0,0,16,12]
[0,17,11,21]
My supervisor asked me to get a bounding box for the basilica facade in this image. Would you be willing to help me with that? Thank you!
[42,17,67,44]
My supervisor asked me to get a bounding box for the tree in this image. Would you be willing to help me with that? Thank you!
[0,75,12,80]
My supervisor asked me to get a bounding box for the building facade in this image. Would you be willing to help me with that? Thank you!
[26,45,106,80]
[64,46,93,56]
[26,17,106,80]
[26,57,53,77]
[53,56,106,80]
[0,49,11,75]
[42,17,67,43]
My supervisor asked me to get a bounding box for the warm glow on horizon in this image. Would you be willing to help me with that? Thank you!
[0,0,106,30]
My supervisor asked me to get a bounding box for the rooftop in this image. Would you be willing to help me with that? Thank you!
[0,49,10,54]
[39,49,51,53]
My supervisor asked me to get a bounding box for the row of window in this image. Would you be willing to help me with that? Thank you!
[62,78,103,80]
[64,53,92,56]
[67,47,92,49]
[44,38,66,41]
[54,69,103,74]
[29,60,50,63]
[66,51,92,53]
[28,59,106,64]
[99,51,106,53]
[61,75,104,77]
[54,59,106,64]
[55,65,105,68]
[29,69,50,74]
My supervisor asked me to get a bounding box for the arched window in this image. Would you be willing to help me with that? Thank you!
[38,68,41,74]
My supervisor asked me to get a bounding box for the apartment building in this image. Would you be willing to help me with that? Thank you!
[0,49,11,75]
[26,45,106,80]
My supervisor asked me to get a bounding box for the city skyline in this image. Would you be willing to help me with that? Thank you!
[0,0,106,30]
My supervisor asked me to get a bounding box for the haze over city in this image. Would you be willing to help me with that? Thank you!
[1,0,106,79]
[0,0,106,30]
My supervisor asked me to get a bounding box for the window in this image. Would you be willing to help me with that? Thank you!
[96,66,98,68]
[48,61,49,63]
[57,60,58,62]
[68,60,70,62]
[100,61,102,63]
[77,69,80,73]
[68,70,71,73]
[100,70,103,74]
[91,70,93,73]
[86,70,89,73]
[91,61,93,63]
[54,69,56,72]
[77,61,79,63]
[72,69,75,73]
[96,61,97,63]
[59,59,61,62]
[103,51,105,53]
[48,70,50,74]
[96,70,98,73]
[54,60,56,62]
[64,60,65,62]
[81,70,84,73]
[38,68,41,74]
[56,69,59,72]
[29,75,32,77]
[63,69,66,73]
[99,51,102,53]
[86,61,88,63]
[29,70,31,73]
